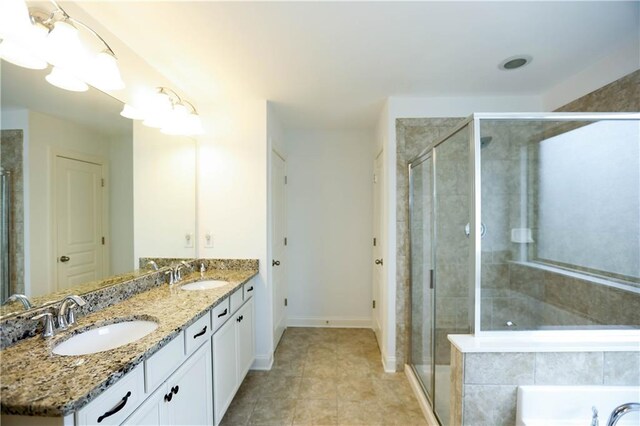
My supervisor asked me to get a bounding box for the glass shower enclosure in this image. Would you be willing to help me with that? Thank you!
[408,113,640,425]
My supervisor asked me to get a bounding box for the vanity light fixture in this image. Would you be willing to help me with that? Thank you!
[123,87,204,136]
[0,0,125,92]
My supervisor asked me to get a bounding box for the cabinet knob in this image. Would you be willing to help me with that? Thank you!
[272,260,280,266]
[164,392,173,402]
[375,258,383,266]
[171,385,179,395]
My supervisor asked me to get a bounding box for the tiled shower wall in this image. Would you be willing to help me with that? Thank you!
[396,118,465,368]
[0,130,25,296]
[396,69,640,368]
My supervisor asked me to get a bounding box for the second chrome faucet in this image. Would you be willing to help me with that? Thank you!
[31,294,87,338]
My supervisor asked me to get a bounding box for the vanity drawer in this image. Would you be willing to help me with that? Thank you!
[76,364,144,426]
[144,333,185,393]
[212,298,230,331]
[230,287,243,313]
[244,280,255,300]
[184,311,211,355]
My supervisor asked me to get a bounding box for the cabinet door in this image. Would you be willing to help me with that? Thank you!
[213,316,238,425]
[165,343,213,426]
[236,299,255,382]
[123,387,165,426]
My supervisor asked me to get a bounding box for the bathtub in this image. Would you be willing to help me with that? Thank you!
[516,385,640,426]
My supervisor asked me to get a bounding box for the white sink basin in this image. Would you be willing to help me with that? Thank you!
[53,320,158,356]
[180,280,229,291]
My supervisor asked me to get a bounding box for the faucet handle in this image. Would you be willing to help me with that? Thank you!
[164,269,175,285]
[31,311,55,338]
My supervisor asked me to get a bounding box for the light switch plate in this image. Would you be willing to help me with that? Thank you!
[204,233,213,248]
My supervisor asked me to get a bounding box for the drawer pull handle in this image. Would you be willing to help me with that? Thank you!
[172,385,180,395]
[97,391,131,423]
[217,308,228,318]
[193,326,207,339]
[164,392,173,402]
[247,286,254,292]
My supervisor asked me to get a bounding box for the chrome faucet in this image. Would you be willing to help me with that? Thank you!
[3,294,32,310]
[607,402,640,426]
[164,269,176,285]
[591,406,599,426]
[31,309,55,338]
[146,260,159,271]
[174,261,192,282]
[57,295,87,329]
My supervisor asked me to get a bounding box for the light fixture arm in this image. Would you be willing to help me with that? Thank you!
[46,0,117,58]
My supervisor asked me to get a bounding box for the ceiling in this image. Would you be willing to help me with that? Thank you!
[74,1,639,129]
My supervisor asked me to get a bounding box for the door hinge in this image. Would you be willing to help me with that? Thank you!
[284,298,288,307]
[284,237,288,246]
[101,178,105,187]
[284,176,288,184]
[429,269,434,289]
[101,236,105,245]
[372,300,376,309]
[373,173,378,183]
[373,237,377,247]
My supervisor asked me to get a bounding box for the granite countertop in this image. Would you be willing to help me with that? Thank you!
[0,268,257,417]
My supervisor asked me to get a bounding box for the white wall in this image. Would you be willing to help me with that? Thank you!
[542,38,640,111]
[28,111,112,296]
[286,129,374,327]
[197,99,273,368]
[133,122,196,263]
[377,94,543,370]
[109,131,134,274]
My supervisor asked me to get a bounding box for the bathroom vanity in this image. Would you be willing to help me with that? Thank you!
[0,261,257,426]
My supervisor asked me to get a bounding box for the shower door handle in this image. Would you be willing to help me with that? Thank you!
[375,259,383,266]
[59,256,70,263]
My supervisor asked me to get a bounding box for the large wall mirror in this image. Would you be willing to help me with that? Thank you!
[0,60,196,317]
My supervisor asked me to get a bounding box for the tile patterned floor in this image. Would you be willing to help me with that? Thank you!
[221,327,428,426]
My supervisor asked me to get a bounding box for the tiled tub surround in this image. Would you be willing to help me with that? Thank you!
[0,262,257,416]
[448,335,640,426]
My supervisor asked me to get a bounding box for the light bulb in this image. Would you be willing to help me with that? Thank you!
[120,104,145,120]
[0,38,47,69]
[88,50,125,91]
[46,20,88,69]
[0,0,32,39]
[45,66,88,92]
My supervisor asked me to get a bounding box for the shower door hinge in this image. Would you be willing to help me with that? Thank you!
[372,300,376,309]
[373,237,377,247]
[373,173,378,183]
[101,237,105,245]
[429,269,434,289]
[284,237,288,246]
[284,298,288,307]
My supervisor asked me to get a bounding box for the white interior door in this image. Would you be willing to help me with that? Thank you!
[372,150,384,346]
[271,150,287,347]
[55,156,104,290]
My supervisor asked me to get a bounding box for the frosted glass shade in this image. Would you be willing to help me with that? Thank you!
[45,66,88,92]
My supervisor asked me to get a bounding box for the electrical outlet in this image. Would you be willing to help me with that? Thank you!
[185,233,193,248]
[204,232,213,248]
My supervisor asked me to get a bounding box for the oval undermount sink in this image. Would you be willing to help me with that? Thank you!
[53,320,158,356]
[180,280,229,291]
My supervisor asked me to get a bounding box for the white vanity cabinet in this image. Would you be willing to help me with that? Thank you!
[213,294,255,425]
[125,342,213,425]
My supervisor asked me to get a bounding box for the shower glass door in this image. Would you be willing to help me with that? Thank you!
[409,154,434,403]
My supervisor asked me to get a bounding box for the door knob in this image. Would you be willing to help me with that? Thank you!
[59,256,70,263]
[375,259,383,266]
[272,260,280,266]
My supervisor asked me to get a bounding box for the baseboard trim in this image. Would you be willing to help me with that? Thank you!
[251,353,273,371]
[405,365,440,426]
[382,354,397,373]
[287,317,372,328]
